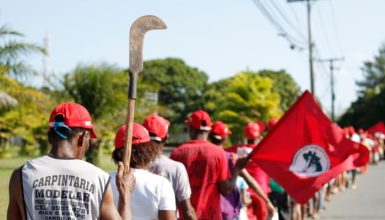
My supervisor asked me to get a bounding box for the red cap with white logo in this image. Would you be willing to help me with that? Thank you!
[48,102,97,138]
[211,121,232,140]
[185,110,212,131]
[143,114,170,141]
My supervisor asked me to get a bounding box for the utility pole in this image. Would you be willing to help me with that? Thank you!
[319,57,344,121]
[288,0,315,95]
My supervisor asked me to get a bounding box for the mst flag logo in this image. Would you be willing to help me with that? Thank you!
[248,90,370,204]
[290,144,330,177]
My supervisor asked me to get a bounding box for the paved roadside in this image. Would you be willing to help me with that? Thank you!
[319,162,385,220]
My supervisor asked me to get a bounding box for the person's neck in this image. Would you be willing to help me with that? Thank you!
[194,136,206,141]
[191,132,208,141]
[49,141,78,159]
[135,164,150,170]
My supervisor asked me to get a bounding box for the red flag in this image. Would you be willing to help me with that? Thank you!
[368,121,385,138]
[248,90,369,204]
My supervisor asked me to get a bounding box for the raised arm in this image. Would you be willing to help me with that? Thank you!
[240,169,275,215]
[218,157,249,196]
[100,162,135,220]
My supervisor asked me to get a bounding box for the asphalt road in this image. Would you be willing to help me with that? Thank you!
[319,162,385,220]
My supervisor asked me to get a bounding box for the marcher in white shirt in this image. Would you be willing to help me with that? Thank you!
[110,122,176,220]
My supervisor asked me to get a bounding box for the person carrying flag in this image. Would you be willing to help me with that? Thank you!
[239,122,271,220]
[7,102,135,220]
[209,121,275,220]
[143,114,197,220]
[209,121,241,220]
[170,110,248,220]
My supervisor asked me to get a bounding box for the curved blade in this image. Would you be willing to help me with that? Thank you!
[129,15,167,75]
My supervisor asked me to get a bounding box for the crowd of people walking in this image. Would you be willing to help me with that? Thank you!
[7,102,382,220]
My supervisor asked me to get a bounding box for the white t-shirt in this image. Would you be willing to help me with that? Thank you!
[110,168,176,220]
[22,155,110,220]
[149,155,191,202]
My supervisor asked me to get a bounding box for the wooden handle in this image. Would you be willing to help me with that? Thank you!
[122,98,136,173]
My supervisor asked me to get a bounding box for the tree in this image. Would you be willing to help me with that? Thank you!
[356,44,385,96]
[0,25,49,157]
[203,71,282,143]
[0,25,45,78]
[62,63,161,164]
[0,74,54,157]
[63,64,128,164]
[338,89,385,129]
[141,58,209,123]
[258,69,301,111]
[339,44,385,129]
[63,64,128,119]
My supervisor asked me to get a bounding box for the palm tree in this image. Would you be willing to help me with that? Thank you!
[0,25,45,78]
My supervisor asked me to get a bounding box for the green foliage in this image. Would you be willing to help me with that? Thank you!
[203,71,282,143]
[259,69,301,111]
[61,63,160,162]
[339,44,385,129]
[0,75,54,156]
[357,44,385,95]
[63,64,129,164]
[0,25,45,78]
[141,58,209,123]
[63,64,128,120]
[339,88,385,129]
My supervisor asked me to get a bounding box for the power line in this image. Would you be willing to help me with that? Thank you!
[315,3,336,57]
[251,0,306,49]
[266,0,307,42]
[319,57,344,121]
[328,0,345,57]
[288,2,304,29]
[288,0,316,95]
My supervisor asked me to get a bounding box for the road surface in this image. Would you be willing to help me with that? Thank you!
[319,162,385,220]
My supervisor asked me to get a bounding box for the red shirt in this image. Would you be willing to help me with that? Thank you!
[170,140,230,220]
[226,144,271,194]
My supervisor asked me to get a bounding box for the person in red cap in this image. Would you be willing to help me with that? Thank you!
[110,122,176,220]
[209,121,240,220]
[211,121,275,220]
[233,122,272,220]
[7,102,135,220]
[170,110,248,220]
[143,114,197,220]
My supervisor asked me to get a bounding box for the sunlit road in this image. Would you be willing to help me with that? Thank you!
[320,162,385,220]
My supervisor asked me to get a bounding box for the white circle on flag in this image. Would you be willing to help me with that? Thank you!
[289,144,330,177]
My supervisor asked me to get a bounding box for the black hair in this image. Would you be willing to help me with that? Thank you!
[208,133,225,146]
[111,141,159,168]
[48,115,88,141]
[148,132,167,154]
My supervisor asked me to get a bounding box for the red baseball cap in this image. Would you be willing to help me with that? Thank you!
[49,102,97,138]
[143,114,170,141]
[185,110,212,131]
[114,123,151,149]
[243,122,260,140]
[256,120,266,133]
[211,121,232,139]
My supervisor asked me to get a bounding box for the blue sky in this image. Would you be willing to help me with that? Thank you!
[2,0,385,116]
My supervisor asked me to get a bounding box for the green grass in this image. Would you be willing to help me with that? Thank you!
[0,154,117,219]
